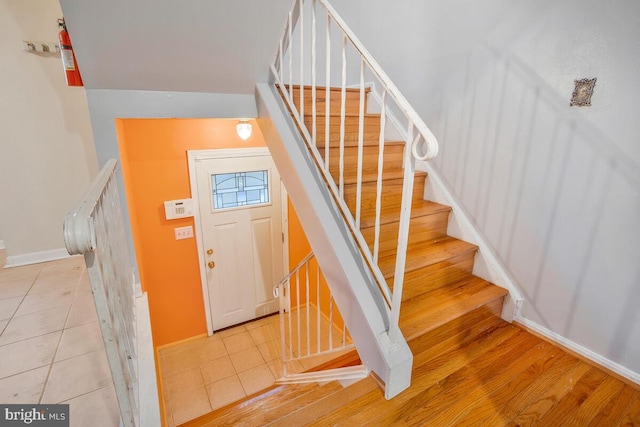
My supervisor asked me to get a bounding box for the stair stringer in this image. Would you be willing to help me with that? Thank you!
[256,83,413,399]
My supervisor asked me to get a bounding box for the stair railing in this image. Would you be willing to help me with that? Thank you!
[63,159,159,427]
[270,0,439,340]
[273,252,367,382]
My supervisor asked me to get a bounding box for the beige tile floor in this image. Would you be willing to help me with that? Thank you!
[158,308,353,426]
[0,257,120,426]
[157,316,299,426]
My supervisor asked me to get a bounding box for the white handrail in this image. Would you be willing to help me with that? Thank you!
[318,0,438,161]
[270,0,440,341]
[63,160,159,427]
[274,252,356,380]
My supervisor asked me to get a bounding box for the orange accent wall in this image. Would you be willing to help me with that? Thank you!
[117,117,341,348]
[287,200,345,331]
[117,118,266,346]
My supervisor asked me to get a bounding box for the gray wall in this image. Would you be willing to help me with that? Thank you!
[331,0,640,375]
[59,0,292,93]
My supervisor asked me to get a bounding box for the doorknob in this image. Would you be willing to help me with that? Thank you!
[207,249,213,255]
[208,261,216,269]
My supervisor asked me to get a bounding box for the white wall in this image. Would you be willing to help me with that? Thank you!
[0,0,97,264]
[331,0,640,377]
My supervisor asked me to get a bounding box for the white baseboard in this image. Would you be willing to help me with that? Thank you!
[4,248,71,268]
[0,241,6,269]
[514,315,640,386]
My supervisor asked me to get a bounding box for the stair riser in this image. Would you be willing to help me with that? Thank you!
[291,86,365,101]
[407,298,505,355]
[295,99,363,116]
[292,87,366,115]
[343,178,425,217]
[316,132,384,147]
[328,144,404,169]
[306,118,382,134]
[399,278,509,344]
[327,149,405,185]
[361,213,449,255]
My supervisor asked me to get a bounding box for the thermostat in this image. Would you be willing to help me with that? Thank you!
[164,198,194,220]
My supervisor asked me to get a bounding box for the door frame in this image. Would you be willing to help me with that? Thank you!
[187,147,289,336]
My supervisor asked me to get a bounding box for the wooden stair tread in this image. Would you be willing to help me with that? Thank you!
[360,199,451,229]
[180,382,323,427]
[378,236,478,278]
[399,276,508,342]
[242,381,346,426]
[266,376,380,427]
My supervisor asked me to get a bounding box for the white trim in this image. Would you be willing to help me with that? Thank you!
[0,241,6,269]
[135,291,161,427]
[276,365,369,385]
[188,150,214,336]
[281,181,290,298]
[514,315,640,386]
[187,147,287,336]
[4,248,72,268]
[191,147,271,160]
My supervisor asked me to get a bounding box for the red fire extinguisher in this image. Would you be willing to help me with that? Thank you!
[58,18,83,87]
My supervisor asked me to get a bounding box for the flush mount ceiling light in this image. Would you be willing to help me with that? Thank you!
[236,120,253,141]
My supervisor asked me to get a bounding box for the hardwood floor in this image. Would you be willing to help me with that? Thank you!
[182,307,640,426]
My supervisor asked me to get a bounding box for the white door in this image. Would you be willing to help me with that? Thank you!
[194,150,284,331]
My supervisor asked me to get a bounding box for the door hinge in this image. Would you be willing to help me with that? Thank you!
[282,232,285,243]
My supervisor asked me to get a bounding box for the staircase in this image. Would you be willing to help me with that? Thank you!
[179,87,508,425]
[291,85,508,346]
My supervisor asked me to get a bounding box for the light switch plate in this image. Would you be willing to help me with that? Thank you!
[174,226,193,240]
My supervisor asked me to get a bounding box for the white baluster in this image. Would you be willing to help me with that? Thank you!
[311,0,317,147]
[324,14,331,171]
[373,89,387,264]
[355,58,365,229]
[305,260,310,357]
